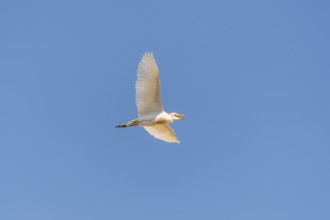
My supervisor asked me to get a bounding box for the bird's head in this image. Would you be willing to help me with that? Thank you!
[169,112,185,121]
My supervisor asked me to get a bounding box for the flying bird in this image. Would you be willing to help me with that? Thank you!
[115,52,185,143]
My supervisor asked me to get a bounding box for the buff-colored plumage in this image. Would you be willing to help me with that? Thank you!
[116,52,185,143]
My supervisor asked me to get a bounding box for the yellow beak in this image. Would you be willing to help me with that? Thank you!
[178,114,185,119]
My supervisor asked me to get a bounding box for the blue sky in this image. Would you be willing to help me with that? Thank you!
[1,1,329,219]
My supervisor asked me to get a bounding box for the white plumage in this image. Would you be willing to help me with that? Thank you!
[116,52,185,143]
[136,52,163,117]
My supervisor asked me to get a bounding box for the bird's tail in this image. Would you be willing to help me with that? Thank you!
[115,119,139,128]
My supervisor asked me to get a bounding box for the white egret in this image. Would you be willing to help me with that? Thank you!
[116,52,185,143]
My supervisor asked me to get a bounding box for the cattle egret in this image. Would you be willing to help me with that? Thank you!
[115,52,185,143]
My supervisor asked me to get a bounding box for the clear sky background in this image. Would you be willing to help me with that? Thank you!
[1,1,329,220]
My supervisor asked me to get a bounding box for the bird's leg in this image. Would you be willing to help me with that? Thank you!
[115,124,130,128]
[115,119,139,128]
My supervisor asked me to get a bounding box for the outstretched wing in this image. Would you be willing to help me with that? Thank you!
[136,52,163,117]
[143,124,179,143]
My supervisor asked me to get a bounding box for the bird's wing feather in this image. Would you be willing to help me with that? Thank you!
[143,124,179,143]
[136,52,163,117]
